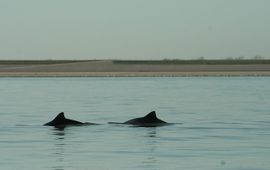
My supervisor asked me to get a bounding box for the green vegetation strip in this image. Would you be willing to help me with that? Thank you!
[1,59,270,65]
[0,60,96,65]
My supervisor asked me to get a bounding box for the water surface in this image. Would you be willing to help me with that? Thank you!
[0,77,270,170]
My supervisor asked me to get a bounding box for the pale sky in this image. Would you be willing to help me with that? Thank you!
[0,0,269,60]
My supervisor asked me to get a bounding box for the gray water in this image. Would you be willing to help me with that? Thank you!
[0,77,270,170]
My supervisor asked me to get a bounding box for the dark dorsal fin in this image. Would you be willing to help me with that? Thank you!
[144,111,157,119]
[54,112,65,120]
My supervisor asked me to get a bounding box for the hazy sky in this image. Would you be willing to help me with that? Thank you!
[0,0,269,60]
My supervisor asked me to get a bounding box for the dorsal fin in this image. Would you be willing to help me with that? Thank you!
[144,111,157,119]
[55,112,65,120]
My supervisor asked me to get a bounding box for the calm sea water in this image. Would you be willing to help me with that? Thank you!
[0,77,270,170]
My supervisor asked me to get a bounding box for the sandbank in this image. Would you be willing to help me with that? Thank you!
[0,60,270,77]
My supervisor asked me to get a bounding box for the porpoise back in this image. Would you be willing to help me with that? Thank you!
[44,112,95,127]
[121,111,168,127]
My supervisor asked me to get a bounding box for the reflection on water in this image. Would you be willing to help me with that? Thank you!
[53,128,65,140]
[51,128,65,170]
[49,126,159,170]
[141,128,158,170]
[145,128,157,138]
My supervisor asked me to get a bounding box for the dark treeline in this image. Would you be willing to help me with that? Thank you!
[113,59,270,65]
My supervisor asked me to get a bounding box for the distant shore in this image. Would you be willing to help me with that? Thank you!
[1,60,270,77]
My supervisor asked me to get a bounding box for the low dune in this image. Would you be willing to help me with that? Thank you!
[0,60,270,77]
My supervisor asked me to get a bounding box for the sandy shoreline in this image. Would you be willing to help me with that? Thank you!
[1,60,270,77]
[0,71,270,77]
